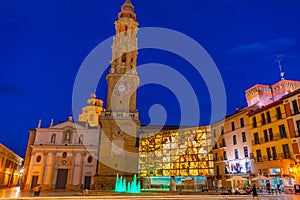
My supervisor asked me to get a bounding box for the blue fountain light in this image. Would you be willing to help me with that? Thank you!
[115,174,141,193]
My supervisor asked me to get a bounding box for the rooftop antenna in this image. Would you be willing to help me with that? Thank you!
[276,55,285,80]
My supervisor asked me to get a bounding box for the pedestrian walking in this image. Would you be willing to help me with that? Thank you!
[252,184,258,199]
[277,183,281,194]
[33,185,39,197]
[266,181,271,194]
[33,184,41,197]
[37,185,41,196]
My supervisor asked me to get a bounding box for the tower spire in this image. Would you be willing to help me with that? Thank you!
[119,0,136,20]
[124,0,133,5]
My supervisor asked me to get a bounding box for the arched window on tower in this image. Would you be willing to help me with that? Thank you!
[51,134,56,143]
[122,52,126,63]
[79,134,84,144]
[124,26,128,36]
[64,131,71,143]
[130,57,133,68]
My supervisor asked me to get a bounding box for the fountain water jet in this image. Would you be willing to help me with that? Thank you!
[115,174,141,193]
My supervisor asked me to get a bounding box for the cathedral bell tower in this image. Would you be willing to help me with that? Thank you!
[106,0,139,113]
[95,0,140,190]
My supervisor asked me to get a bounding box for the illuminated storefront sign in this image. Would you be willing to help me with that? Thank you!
[225,159,251,174]
[270,168,281,175]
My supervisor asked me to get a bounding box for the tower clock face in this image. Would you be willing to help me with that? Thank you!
[117,83,126,92]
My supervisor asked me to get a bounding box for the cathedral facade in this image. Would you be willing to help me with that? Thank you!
[22,95,102,191]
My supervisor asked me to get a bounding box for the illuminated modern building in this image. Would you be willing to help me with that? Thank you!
[249,98,295,192]
[212,108,254,190]
[22,115,100,191]
[0,143,23,188]
[282,89,300,184]
[139,126,213,191]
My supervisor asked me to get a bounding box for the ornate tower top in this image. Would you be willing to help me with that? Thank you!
[78,94,103,126]
[124,0,133,5]
[118,0,136,20]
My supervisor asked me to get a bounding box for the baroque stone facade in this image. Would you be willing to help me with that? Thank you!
[22,116,100,191]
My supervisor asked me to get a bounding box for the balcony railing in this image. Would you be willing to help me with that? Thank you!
[291,109,300,116]
[219,143,226,148]
[252,133,288,145]
[220,157,228,161]
[254,153,293,163]
[215,175,222,179]
[101,111,139,120]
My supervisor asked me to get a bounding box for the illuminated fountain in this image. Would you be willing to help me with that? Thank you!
[115,174,141,193]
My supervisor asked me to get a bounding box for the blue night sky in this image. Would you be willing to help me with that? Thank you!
[0,0,300,156]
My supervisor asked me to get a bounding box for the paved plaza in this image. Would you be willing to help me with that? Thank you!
[1,187,300,200]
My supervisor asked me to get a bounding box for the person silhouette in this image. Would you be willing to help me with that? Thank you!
[33,184,41,197]
[252,184,258,198]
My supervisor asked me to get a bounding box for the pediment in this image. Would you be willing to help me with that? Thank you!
[51,121,87,130]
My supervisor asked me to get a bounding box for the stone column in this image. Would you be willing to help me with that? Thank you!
[37,153,46,185]
[80,152,85,188]
[25,154,35,190]
[72,153,82,187]
[42,152,53,189]
[67,152,74,190]
[50,151,58,189]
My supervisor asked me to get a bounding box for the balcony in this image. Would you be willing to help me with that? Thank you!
[252,139,260,145]
[219,143,226,148]
[277,152,293,159]
[212,144,218,150]
[215,175,222,179]
[101,111,139,120]
[291,109,300,116]
[254,153,293,163]
[220,156,228,161]
[252,133,288,145]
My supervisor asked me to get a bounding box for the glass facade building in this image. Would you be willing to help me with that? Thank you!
[139,126,213,190]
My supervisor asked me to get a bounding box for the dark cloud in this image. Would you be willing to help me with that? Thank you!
[267,38,298,51]
[229,42,267,55]
[0,83,25,97]
[229,37,298,56]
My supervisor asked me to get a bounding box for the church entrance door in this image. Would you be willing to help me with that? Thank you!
[84,176,91,189]
[31,176,38,189]
[55,169,68,189]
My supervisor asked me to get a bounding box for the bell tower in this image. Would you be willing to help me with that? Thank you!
[95,0,140,190]
[106,0,139,113]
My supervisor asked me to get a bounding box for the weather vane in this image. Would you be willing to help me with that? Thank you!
[275,55,285,80]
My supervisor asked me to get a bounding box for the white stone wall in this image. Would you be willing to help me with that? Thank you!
[24,120,99,191]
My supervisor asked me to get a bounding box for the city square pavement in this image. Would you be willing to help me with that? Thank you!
[0,187,299,200]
